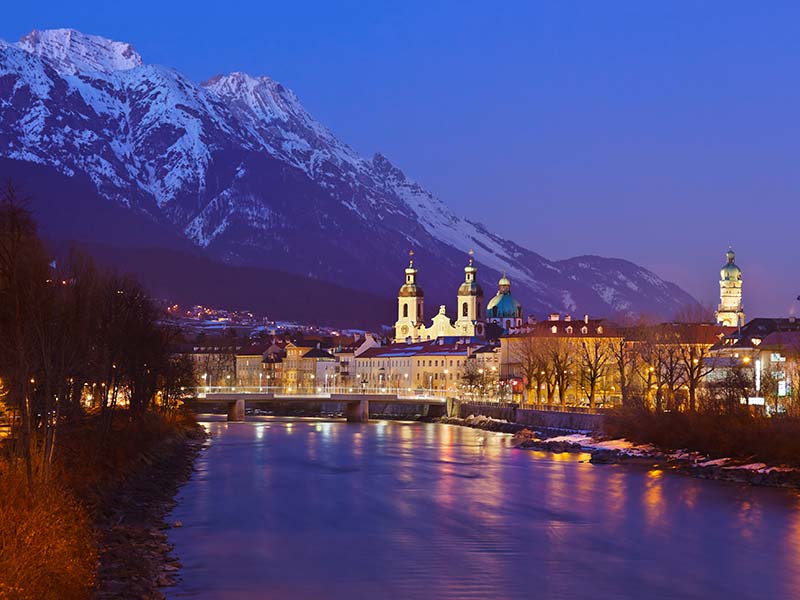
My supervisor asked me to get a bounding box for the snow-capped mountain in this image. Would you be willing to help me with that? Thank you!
[0,29,698,319]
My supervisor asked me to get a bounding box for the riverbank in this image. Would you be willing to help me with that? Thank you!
[438,415,800,489]
[93,417,207,599]
[0,411,207,599]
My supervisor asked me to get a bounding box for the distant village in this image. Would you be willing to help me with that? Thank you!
[169,249,800,412]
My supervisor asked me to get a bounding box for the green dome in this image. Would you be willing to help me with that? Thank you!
[487,290,521,319]
[720,250,741,281]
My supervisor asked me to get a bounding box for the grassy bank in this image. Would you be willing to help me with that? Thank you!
[604,408,800,468]
[0,410,204,600]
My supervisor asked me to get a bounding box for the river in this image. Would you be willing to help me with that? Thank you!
[167,416,800,599]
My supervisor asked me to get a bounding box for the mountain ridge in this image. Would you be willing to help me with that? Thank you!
[0,28,700,320]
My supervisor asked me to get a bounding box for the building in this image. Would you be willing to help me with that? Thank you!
[353,340,499,394]
[186,336,246,388]
[485,274,523,333]
[235,342,271,388]
[710,317,800,409]
[394,250,486,343]
[282,341,336,393]
[500,313,623,405]
[716,249,745,327]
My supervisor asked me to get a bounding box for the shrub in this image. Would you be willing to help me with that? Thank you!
[0,466,96,599]
[605,407,800,466]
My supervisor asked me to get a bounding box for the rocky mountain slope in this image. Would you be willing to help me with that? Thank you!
[0,28,698,320]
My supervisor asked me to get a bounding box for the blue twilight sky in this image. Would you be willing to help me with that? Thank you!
[2,1,798,317]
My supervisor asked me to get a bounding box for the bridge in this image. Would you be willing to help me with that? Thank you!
[193,387,449,423]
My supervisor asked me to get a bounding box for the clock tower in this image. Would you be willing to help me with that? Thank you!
[715,248,745,327]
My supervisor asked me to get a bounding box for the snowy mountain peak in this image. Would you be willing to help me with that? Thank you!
[203,71,301,124]
[17,28,142,75]
[372,152,406,180]
[0,28,700,320]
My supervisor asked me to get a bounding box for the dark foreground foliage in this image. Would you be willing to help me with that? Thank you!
[0,409,201,599]
[0,467,96,599]
[605,407,800,467]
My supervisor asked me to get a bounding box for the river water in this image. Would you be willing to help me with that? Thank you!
[167,417,800,599]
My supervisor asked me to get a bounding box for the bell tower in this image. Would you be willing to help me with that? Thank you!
[455,250,485,337]
[715,248,745,327]
[394,250,424,342]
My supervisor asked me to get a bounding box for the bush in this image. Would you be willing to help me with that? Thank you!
[0,466,96,599]
[605,408,800,466]
[0,410,199,598]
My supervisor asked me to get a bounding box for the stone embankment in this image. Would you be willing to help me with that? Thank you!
[438,415,800,489]
[95,422,207,599]
[510,429,800,489]
[438,415,531,434]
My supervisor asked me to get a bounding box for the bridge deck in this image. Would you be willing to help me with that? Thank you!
[195,392,446,405]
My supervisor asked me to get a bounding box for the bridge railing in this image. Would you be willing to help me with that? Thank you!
[192,386,449,400]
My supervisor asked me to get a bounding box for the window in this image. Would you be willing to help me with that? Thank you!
[403,303,408,318]
[566,326,573,334]
[462,302,469,317]
[581,326,588,334]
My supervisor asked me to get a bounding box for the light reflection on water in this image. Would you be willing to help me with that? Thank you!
[168,416,800,600]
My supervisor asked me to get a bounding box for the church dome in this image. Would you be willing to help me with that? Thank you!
[458,280,483,296]
[487,292,521,318]
[487,275,521,318]
[399,281,424,297]
[720,250,741,281]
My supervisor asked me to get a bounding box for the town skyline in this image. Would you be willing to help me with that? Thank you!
[3,6,800,598]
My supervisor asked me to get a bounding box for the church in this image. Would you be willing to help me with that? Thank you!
[393,251,524,343]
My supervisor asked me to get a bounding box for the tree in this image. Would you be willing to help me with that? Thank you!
[704,364,752,413]
[509,335,549,405]
[548,338,574,406]
[673,303,715,324]
[578,339,609,409]
[460,358,486,397]
[0,180,186,482]
[607,337,637,407]
[679,343,716,412]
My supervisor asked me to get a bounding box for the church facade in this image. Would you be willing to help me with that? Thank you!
[394,251,488,343]
[715,248,745,328]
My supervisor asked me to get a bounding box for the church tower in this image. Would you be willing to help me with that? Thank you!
[394,251,424,342]
[455,250,485,337]
[715,248,745,327]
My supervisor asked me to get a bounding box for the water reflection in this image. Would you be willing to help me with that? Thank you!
[168,418,800,600]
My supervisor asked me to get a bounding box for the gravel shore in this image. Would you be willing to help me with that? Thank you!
[94,423,207,599]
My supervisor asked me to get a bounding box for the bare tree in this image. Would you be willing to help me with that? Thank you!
[548,338,574,406]
[679,342,716,412]
[509,335,549,405]
[578,339,609,409]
